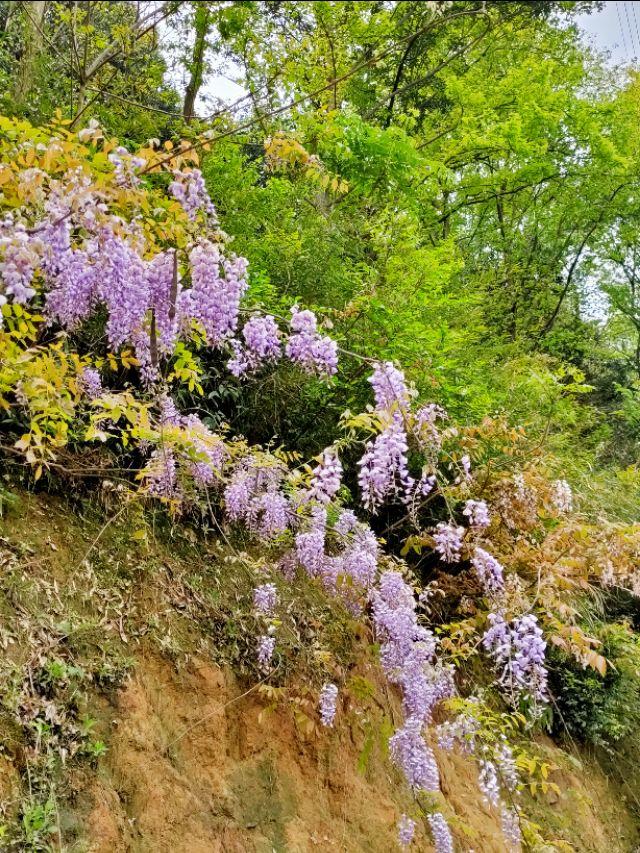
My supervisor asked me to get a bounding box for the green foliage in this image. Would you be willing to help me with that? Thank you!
[550,619,640,748]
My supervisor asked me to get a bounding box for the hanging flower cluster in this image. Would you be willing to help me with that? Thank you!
[482,612,548,706]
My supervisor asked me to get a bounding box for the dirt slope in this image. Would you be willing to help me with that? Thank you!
[0,489,638,851]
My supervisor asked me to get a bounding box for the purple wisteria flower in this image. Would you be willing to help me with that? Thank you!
[228,314,282,376]
[309,447,342,504]
[427,813,454,853]
[109,146,146,187]
[434,522,465,562]
[358,420,414,511]
[551,478,573,513]
[478,759,500,806]
[78,366,102,400]
[285,307,338,376]
[463,499,490,529]
[472,547,505,598]
[257,634,276,670]
[369,361,410,411]
[168,168,216,220]
[319,682,338,726]
[501,806,522,850]
[483,612,548,706]
[145,448,180,499]
[398,814,416,847]
[389,716,440,791]
[253,583,278,617]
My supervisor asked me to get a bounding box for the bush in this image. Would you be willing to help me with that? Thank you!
[550,620,640,748]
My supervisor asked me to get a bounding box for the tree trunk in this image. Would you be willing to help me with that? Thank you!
[13,1,47,108]
[183,4,210,123]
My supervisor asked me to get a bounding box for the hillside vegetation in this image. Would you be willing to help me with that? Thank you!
[2,1,640,850]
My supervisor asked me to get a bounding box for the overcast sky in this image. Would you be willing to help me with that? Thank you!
[578,1,640,63]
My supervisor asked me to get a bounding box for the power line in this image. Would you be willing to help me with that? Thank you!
[624,0,637,56]
[616,1,630,58]
[631,2,640,60]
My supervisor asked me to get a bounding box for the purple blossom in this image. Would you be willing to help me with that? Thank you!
[319,683,338,727]
[389,716,439,791]
[45,247,97,329]
[224,471,252,521]
[551,478,573,513]
[495,740,519,792]
[78,367,102,400]
[436,714,479,753]
[501,806,522,850]
[145,448,180,499]
[483,612,548,706]
[478,759,500,806]
[434,522,465,562]
[358,420,414,511]
[93,228,148,351]
[253,583,278,617]
[427,813,454,853]
[309,447,342,504]
[398,814,416,847]
[415,472,437,497]
[296,527,325,576]
[0,224,39,303]
[146,250,179,355]
[334,509,358,535]
[257,634,276,670]
[228,314,282,376]
[460,454,472,481]
[169,168,216,220]
[248,491,289,539]
[463,499,490,529]
[369,361,410,411]
[285,307,338,376]
[472,547,505,598]
[108,146,146,187]
[183,240,248,346]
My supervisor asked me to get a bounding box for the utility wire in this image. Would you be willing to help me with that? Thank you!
[616,1,629,58]
[632,2,640,60]
[624,0,637,57]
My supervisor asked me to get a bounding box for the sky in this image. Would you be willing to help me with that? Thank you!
[577,1,640,63]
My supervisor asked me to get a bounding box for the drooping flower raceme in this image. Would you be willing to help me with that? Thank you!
[169,168,216,220]
[285,307,338,376]
[78,366,102,400]
[427,813,454,853]
[184,240,248,346]
[501,806,522,850]
[257,634,276,670]
[551,478,573,513]
[434,522,465,563]
[108,146,146,187]
[472,547,505,598]
[309,447,342,504]
[228,314,282,376]
[369,360,410,411]
[372,571,448,793]
[398,814,416,847]
[463,499,490,529]
[358,419,414,511]
[389,715,440,792]
[478,759,500,806]
[483,612,548,706]
[319,683,338,726]
[253,583,278,617]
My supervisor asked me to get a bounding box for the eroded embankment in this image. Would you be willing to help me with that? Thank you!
[0,489,637,851]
